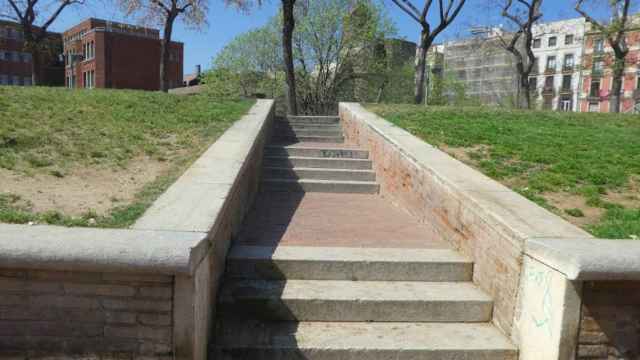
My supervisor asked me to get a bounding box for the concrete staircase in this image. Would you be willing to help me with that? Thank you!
[262,116,379,194]
[213,246,517,359]
[211,115,517,359]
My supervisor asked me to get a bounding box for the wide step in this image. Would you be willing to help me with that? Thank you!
[263,167,376,182]
[219,279,492,322]
[262,178,379,194]
[264,156,372,170]
[265,146,369,159]
[226,245,473,281]
[285,115,340,125]
[214,320,518,360]
[272,135,345,143]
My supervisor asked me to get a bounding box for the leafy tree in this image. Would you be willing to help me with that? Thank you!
[575,0,633,113]
[1,0,80,85]
[208,0,394,114]
[293,0,394,113]
[389,0,467,104]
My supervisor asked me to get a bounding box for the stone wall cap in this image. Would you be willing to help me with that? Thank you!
[0,224,207,275]
[526,237,640,280]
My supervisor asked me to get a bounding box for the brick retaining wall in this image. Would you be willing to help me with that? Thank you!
[0,269,173,358]
[578,281,640,359]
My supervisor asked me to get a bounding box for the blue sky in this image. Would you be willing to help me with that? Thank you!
[47,1,606,76]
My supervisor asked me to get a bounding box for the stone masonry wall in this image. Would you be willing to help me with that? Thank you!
[578,281,640,359]
[0,268,174,359]
[340,104,524,337]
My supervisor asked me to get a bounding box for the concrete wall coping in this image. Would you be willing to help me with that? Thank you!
[526,237,640,281]
[0,224,206,275]
[0,99,275,277]
[339,103,591,249]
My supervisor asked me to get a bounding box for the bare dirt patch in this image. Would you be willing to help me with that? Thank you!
[0,156,170,217]
[544,192,605,228]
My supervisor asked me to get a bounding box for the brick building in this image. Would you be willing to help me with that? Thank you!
[62,18,183,91]
[579,16,640,113]
[0,20,65,86]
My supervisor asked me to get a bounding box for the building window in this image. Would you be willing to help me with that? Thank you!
[546,56,556,71]
[0,51,5,61]
[531,57,539,73]
[22,52,32,63]
[565,34,574,45]
[594,38,605,53]
[13,76,21,86]
[588,102,599,112]
[544,76,554,89]
[590,79,601,97]
[563,54,574,69]
[636,74,640,89]
[562,75,572,90]
[83,70,95,89]
[23,77,32,86]
[533,38,541,48]
[560,96,572,111]
[83,41,95,60]
[593,60,604,73]
[548,36,557,47]
[0,74,7,85]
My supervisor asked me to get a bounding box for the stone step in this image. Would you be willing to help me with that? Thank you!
[264,156,372,170]
[261,178,379,194]
[265,145,369,159]
[272,135,345,143]
[275,123,343,131]
[218,279,493,322]
[213,320,518,360]
[284,115,340,125]
[225,245,473,281]
[263,167,376,182]
[275,129,344,137]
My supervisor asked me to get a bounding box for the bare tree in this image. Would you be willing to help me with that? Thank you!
[575,0,632,113]
[281,0,297,114]
[2,0,81,85]
[497,0,543,109]
[389,0,467,104]
[120,0,258,92]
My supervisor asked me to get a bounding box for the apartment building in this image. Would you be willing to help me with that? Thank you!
[578,16,640,113]
[62,18,183,91]
[529,18,586,111]
[443,28,519,106]
[0,20,64,86]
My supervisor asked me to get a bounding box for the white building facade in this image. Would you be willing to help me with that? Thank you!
[530,18,586,111]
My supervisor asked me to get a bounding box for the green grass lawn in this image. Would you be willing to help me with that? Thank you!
[367,104,640,239]
[0,86,254,228]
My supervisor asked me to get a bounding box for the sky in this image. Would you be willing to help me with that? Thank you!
[45,1,609,76]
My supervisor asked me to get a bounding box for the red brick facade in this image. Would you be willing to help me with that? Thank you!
[579,20,640,113]
[62,18,183,91]
[578,281,640,359]
[0,20,64,86]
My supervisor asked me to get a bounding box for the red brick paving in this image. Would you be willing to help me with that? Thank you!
[236,192,450,249]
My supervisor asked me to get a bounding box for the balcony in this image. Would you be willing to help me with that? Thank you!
[591,69,604,78]
[542,87,555,96]
[544,68,556,75]
[559,87,573,95]
[562,65,574,73]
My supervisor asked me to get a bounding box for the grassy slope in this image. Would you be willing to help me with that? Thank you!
[0,86,254,227]
[367,104,640,239]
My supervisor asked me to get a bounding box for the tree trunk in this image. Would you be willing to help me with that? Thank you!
[30,47,41,86]
[414,30,430,105]
[610,58,624,113]
[282,0,298,115]
[160,14,176,92]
